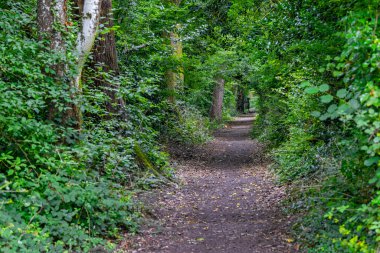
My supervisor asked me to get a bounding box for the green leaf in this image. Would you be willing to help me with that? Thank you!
[337,205,350,213]
[319,84,330,92]
[369,177,378,184]
[327,104,338,113]
[337,89,348,98]
[364,157,380,167]
[320,114,329,121]
[337,104,351,114]
[349,99,360,110]
[311,111,321,117]
[333,71,343,77]
[320,95,334,103]
[300,81,311,88]
[305,86,319,94]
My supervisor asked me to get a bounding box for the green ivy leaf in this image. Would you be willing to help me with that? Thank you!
[320,95,334,103]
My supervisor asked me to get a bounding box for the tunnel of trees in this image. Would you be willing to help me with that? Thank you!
[1,0,380,252]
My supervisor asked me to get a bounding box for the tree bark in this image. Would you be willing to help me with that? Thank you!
[37,0,54,36]
[165,31,184,103]
[37,0,68,122]
[165,0,183,103]
[210,77,225,121]
[91,0,125,116]
[75,0,101,90]
[38,0,102,129]
[71,0,102,128]
[236,84,245,113]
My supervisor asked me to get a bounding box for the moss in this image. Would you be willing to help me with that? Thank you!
[134,143,165,179]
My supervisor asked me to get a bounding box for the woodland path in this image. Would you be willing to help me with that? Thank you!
[125,115,295,253]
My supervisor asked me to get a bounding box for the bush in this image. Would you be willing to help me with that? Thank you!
[161,102,212,146]
[243,0,380,251]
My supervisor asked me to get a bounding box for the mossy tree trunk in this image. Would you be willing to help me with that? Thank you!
[165,0,184,103]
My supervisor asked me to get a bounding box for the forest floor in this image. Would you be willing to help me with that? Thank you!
[122,115,297,253]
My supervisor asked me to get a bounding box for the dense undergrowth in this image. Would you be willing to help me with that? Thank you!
[0,1,215,252]
[3,0,380,252]
[241,0,380,251]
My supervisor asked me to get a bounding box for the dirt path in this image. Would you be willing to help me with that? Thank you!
[126,116,295,253]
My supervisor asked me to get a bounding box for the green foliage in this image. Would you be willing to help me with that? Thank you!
[5,0,380,251]
[0,1,176,252]
[162,102,212,145]
[0,0,225,250]
[183,49,240,117]
[229,0,380,251]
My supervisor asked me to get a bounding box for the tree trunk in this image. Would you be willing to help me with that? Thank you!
[210,77,225,121]
[72,0,102,128]
[165,0,183,103]
[75,0,102,90]
[37,0,54,36]
[38,0,102,129]
[37,0,68,122]
[165,28,184,103]
[91,0,125,116]
[236,85,245,113]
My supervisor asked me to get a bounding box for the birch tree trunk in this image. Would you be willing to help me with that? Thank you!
[91,0,126,116]
[75,0,102,90]
[210,77,225,121]
[67,0,101,128]
[38,0,102,129]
